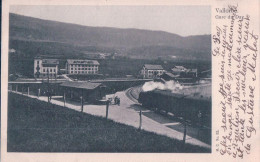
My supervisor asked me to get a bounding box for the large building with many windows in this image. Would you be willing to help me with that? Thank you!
[34,57,59,78]
[66,59,100,75]
[140,64,165,79]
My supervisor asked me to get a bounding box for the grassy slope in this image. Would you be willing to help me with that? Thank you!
[8,93,210,152]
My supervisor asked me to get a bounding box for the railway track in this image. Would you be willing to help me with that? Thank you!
[125,88,138,103]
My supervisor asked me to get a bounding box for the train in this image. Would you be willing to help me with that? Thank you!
[138,90,211,126]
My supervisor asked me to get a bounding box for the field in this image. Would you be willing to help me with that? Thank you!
[8,92,210,152]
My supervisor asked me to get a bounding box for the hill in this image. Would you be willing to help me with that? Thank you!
[9,13,211,60]
[9,13,211,77]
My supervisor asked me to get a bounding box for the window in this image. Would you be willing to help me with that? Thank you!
[54,69,56,72]
[37,61,39,64]
[43,69,45,72]
[50,69,52,72]
[71,68,73,70]
[71,71,73,74]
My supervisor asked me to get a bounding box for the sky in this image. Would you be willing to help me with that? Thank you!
[10,5,211,36]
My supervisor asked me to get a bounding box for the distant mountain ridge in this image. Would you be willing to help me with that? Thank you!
[9,13,211,61]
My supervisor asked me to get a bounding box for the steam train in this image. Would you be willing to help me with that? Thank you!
[138,90,211,126]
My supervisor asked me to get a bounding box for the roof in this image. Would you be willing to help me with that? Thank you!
[186,69,197,73]
[152,89,210,102]
[60,81,102,90]
[144,64,164,70]
[173,66,186,69]
[67,59,100,65]
[42,59,59,65]
[163,72,176,78]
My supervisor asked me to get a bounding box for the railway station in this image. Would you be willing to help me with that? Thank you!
[60,81,106,102]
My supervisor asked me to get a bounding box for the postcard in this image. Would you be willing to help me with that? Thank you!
[1,0,259,161]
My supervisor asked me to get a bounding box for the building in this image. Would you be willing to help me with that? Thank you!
[171,65,198,78]
[199,69,211,78]
[185,69,198,78]
[34,57,59,78]
[160,72,177,82]
[140,64,165,79]
[66,59,100,75]
[60,81,106,102]
[171,66,187,76]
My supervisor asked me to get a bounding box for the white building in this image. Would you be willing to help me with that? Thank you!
[140,64,165,79]
[171,66,187,76]
[66,59,100,75]
[172,66,198,78]
[34,57,59,78]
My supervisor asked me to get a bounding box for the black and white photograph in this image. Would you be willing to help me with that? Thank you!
[7,5,212,153]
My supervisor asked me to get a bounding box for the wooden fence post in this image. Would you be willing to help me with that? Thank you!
[182,114,187,146]
[106,100,109,119]
[81,96,83,112]
[27,86,30,95]
[63,91,66,107]
[38,88,40,98]
[139,109,142,130]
